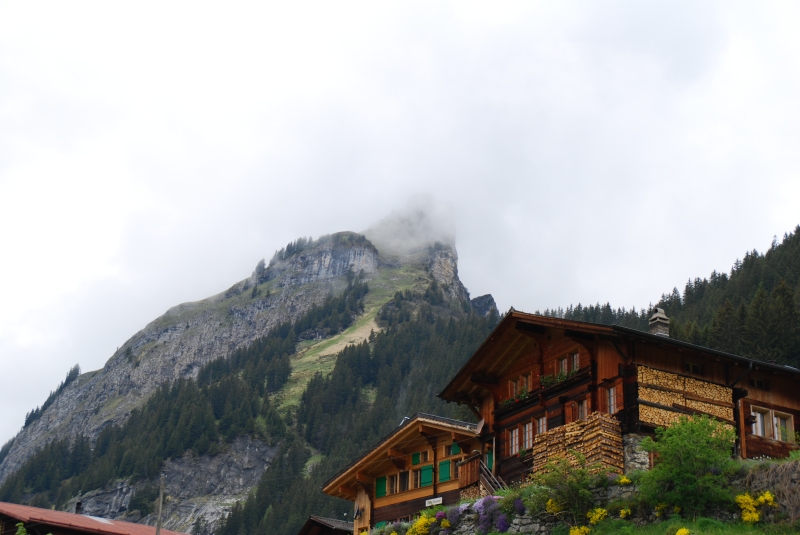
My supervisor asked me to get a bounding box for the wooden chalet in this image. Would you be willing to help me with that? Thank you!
[438,309,800,484]
[322,414,491,535]
[296,516,353,535]
[0,502,186,535]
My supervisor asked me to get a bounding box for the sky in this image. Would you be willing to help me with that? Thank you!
[1,1,800,445]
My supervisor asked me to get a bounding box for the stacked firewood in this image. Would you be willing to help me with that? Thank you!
[532,413,623,474]
[582,412,624,473]
[637,365,734,425]
[639,404,684,428]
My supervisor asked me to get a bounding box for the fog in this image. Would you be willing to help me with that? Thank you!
[1,1,800,444]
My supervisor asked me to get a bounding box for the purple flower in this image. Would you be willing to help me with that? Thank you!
[446,506,461,526]
[435,511,447,521]
[495,513,510,533]
[478,514,492,535]
[513,498,526,516]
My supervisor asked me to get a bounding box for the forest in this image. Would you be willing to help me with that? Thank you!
[542,226,800,368]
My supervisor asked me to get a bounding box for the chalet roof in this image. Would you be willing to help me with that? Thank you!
[0,502,186,535]
[295,516,353,535]
[321,413,477,500]
[438,310,800,403]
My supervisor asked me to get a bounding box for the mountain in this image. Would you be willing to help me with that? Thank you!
[0,213,497,535]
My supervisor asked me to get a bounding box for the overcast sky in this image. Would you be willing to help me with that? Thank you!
[1,1,799,445]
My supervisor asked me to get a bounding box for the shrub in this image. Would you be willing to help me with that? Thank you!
[527,450,598,524]
[638,415,737,517]
[499,490,522,516]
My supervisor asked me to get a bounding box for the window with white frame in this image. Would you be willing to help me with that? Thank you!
[558,358,569,375]
[509,380,517,397]
[536,415,547,434]
[578,399,588,420]
[523,422,533,450]
[571,351,580,371]
[752,408,769,437]
[509,427,519,455]
[607,387,617,415]
[519,374,528,392]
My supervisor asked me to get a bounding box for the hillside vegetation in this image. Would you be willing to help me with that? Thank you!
[543,226,800,368]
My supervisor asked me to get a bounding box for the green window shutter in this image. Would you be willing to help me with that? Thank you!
[450,443,460,455]
[420,465,433,487]
[486,451,493,470]
[439,460,451,482]
[376,476,386,498]
[412,452,420,465]
[375,522,387,529]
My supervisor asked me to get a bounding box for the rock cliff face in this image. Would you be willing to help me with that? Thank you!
[0,232,377,485]
[64,437,276,535]
[0,225,492,534]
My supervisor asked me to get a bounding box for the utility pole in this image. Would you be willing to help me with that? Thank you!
[155,473,165,535]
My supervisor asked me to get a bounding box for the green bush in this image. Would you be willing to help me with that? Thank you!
[525,450,599,524]
[638,415,737,518]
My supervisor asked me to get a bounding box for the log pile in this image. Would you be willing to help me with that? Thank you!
[532,412,623,474]
[639,404,684,428]
[637,365,734,426]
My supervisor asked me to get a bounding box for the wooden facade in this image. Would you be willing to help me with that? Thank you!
[321,414,482,534]
[438,311,800,484]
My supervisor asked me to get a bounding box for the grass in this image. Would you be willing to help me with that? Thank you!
[585,518,799,535]
[273,263,431,412]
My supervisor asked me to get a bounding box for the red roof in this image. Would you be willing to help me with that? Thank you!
[0,502,187,535]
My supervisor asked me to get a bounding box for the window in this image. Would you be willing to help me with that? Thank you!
[412,469,420,488]
[749,378,769,391]
[751,407,795,443]
[571,351,580,371]
[399,471,409,492]
[439,460,451,482]
[519,374,528,392]
[412,450,428,465]
[509,380,517,397]
[774,414,793,442]
[607,387,617,415]
[453,459,459,479]
[536,416,547,434]
[523,422,533,450]
[509,427,519,455]
[578,399,588,420]
[388,475,397,495]
[684,362,702,375]
[558,358,569,375]
[752,408,768,437]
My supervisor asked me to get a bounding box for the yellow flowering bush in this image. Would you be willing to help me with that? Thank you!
[406,515,435,535]
[617,476,632,486]
[439,519,451,529]
[757,490,776,507]
[654,503,668,518]
[673,506,681,514]
[389,532,398,535]
[619,508,631,519]
[675,529,691,535]
[586,508,608,525]
[569,527,590,535]
[546,498,563,514]
[736,491,778,524]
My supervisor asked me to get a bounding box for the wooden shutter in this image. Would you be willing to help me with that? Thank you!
[412,452,420,465]
[375,476,386,497]
[439,460,451,482]
[450,443,461,455]
[486,451,494,470]
[420,465,433,487]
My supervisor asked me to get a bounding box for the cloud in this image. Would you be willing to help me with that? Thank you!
[1,1,800,443]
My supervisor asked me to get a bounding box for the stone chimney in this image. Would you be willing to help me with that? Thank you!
[649,307,670,337]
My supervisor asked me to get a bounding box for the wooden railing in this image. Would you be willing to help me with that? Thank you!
[456,452,507,493]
